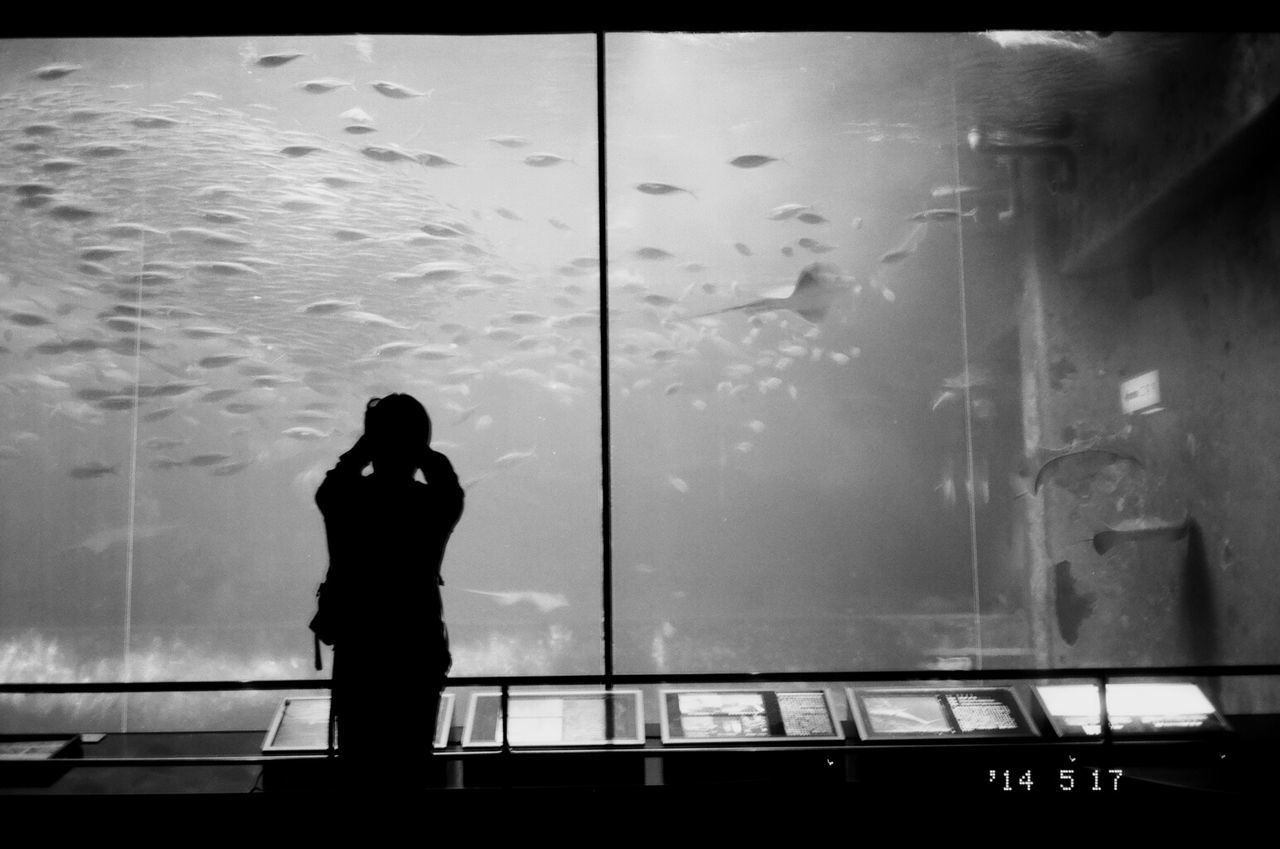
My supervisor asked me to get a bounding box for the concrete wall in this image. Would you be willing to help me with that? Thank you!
[1019,34,1280,708]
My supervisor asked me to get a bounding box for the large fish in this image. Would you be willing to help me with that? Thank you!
[695,262,854,324]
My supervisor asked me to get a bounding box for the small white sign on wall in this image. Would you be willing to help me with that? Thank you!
[1120,370,1161,414]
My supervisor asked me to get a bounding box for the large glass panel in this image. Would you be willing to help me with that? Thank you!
[0,34,600,730]
[607,33,987,672]
[608,31,1280,677]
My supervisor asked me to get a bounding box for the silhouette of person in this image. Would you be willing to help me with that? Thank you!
[315,394,463,791]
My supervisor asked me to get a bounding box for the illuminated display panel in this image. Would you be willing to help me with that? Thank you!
[461,689,644,748]
[0,738,77,760]
[1033,682,1231,738]
[261,693,454,753]
[846,686,1036,741]
[659,689,844,744]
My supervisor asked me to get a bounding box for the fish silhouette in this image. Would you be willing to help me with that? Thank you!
[696,262,853,324]
[1034,447,1143,493]
[1092,517,1191,554]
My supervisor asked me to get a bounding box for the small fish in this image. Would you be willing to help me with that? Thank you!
[493,448,537,468]
[188,453,232,467]
[524,153,571,167]
[280,145,323,157]
[747,420,766,433]
[781,246,794,257]
[415,151,459,168]
[548,218,572,231]
[908,208,978,223]
[46,202,100,222]
[371,80,427,98]
[255,52,306,68]
[199,209,250,225]
[767,203,811,220]
[1092,518,1191,554]
[129,116,181,129]
[298,79,353,94]
[223,403,261,414]
[360,144,414,163]
[734,242,752,256]
[1034,448,1143,494]
[69,462,117,479]
[6,312,51,327]
[210,460,251,476]
[487,135,529,148]
[474,414,494,431]
[636,182,696,198]
[493,207,522,221]
[283,427,329,440]
[931,184,977,198]
[879,247,914,264]
[143,437,188,451]
[667,475,689,493]
[635,247,674,260]
[198,355,245,369]
[32,63,83,80]
[796,212,828,225]
[729,155,779,168]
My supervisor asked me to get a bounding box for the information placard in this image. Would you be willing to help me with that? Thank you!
[846,687,1037,741]
[1033,682,1231,737]
[261,693,455,753]
[659,689,844,744]
[462,690,645,748]
[0,738,76,760]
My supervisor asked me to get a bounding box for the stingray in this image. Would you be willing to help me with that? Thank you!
[693,262,854,324]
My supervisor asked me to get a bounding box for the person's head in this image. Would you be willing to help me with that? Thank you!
[363,393,431,476]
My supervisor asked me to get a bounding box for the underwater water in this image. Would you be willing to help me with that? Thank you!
[6,32,1267,732]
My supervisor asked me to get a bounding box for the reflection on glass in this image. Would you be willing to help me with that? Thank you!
[0,34,601,731]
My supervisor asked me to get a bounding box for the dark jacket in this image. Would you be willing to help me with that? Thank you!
[315,445,464,677]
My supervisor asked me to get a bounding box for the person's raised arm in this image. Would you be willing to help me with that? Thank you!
[421,448,464,516]
[316,434,373,512]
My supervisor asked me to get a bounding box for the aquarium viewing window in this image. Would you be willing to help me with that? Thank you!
[5,31,1280,740]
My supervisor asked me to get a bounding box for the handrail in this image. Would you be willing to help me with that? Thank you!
[2,663,1279,693]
